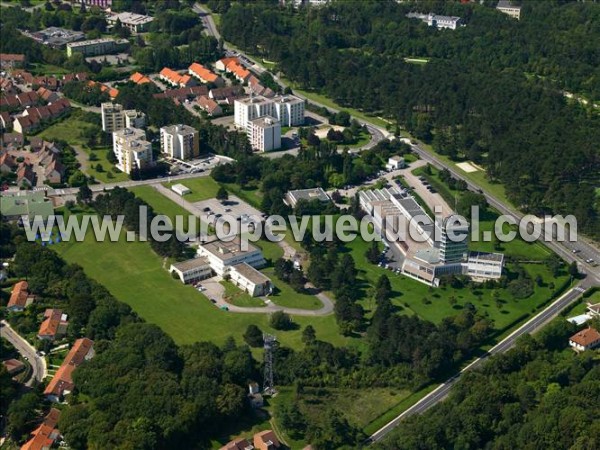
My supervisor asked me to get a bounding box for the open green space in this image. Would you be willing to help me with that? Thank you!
[221,280,265,308]
[129,185,201,233]
[53,225,351,351]
[29,63,70,76]
[37,113,90,145]
[163,177,221,202]
[345,237,569,333]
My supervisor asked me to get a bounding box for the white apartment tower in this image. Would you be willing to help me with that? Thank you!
[102,102,146,133]
[249,116,281,152]
[234,94,305,129]
[112,127,153,174]
[159,124,200,160]
[273,95,305,127]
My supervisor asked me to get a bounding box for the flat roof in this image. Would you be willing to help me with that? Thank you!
[67,38,117,48]
[232,262,270,285]
[1,192,54,219]
[467,251,504,263]
[250,116,280,128]
[287,187,329,203]
[200,236,260,261]
[107,12,154,25]
[171,256,210,273]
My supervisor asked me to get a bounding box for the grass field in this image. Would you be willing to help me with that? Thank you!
[129,185,202,233]
[221,280,265,307]
[162,177,221,202]
[53,225,351,351]
[345,237,569,333]
[38,113,128,183]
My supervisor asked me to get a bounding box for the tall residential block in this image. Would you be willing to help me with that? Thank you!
[112,127,153,174]
[160,124,199,160]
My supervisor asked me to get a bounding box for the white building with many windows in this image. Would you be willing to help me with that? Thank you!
[249,116,281,152]
[101,102,145,133]
[197,237,267,277]
[160,124,199,160]
[112,127,153,174]
[496,0,521,20]
[234,94,305,129]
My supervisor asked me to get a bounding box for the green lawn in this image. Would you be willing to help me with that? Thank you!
[345,237,569,333]
[53,225,351,351]
[37,113,90,146]
[83,146,129,183]
[221,280,265,307]
[162,177,221,202]
[129,185,201,233]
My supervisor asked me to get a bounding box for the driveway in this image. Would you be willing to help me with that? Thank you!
[1,320,47,386]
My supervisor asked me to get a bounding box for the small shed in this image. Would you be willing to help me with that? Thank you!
[172,183,191,196]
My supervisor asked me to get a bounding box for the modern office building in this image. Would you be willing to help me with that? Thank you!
[248,116,281,152]
[285,188,330,208]
[197,236,267,277]
[112,127,153,174]
[438,216,469,264]
[159,124,199,160]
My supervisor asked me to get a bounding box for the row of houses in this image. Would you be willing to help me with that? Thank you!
[13,70,89,90]
[20,408,61,450]
[44,337,95,402]
[12,98,71,134]
[220,430,280,450]
[1,139,66,187]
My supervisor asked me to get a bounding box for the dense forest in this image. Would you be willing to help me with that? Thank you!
[220,0,600,237]
[376,318,600,450]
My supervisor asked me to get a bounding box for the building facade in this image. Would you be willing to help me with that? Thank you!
[160,124,199,160]
[102,103,145,132]
[66,38,125,57]
[112,127,153,174]
[249,116,281,152]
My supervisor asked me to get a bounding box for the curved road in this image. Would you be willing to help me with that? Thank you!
[0,320,46,386]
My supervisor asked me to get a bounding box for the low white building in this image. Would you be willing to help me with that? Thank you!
[496,0,521,20]
[249,116,281,152]
[465,252,504,280]
[386,155,406,171]
[407,12,463,30]
[229,262,272,297]
[285,188,330,208]
[197,237,267,276]
[171,183,191,196]
[170,257,212,284]
[106,12,154,33]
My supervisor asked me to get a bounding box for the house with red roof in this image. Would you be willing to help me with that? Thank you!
[130,71,153,85]
[569,327,600,352]
[7,280,35,312]
[0,152,17,173]
[37,309,68,341]
[188,63,224,86]
[16,162,35,188]
[44,338,94,402]
[253,430,280,450]
[196,95,222,116]
[159,67,197,88]
[20,408,61,450]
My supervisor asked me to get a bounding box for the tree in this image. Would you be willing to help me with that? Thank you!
[216,186,229,201]
[69,170,87,187]
[77,184,93,205]
[289,269,305,292]
[365,240,380,264]
[270,311,292,330]
[568,261,579,278]
[243,324,264,347]
[301,325,316,344]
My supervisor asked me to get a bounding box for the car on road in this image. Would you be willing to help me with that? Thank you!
[572,249,580,253]
[221,306,229,311]
[210,299,217,304]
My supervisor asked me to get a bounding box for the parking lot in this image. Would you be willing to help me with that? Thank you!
[193,195,263,229]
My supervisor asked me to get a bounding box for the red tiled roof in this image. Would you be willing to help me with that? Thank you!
[130,71,152,84]
[0,53,25,63]
[189,63,219,83]
[38,309,67,339]
[7,280,31,309]
[20,408,61,450]
[197,95,220,114]
[220,438,254,450]
[570,327,600,347]
[44,338,94,398]
[254,430,280,450]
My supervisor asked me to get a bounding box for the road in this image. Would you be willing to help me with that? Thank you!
[0,320,46,387]
[368,281,591,443]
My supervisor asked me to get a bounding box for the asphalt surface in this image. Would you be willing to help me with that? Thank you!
[368,282,590,443]
[0,320,46,386]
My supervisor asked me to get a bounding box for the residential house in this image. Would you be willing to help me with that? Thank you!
[496,0,521,20]
[16,91,40,107]
[16,162,35,188]
[215,57,251,82]
[0,111,12,131]
[209,85,245,104]
[196,95,222,116]
[153,85,208,103]
[45,158,65,184]
[2,359,25,376]
[20,408,61,450]
[88,81,119,100]
[586,302,600,318]
[44,338,94,402]
[37,309,68,341]
[0,53,25,70]
[7,280,35,312]
[0,152,17,173]
[129,71,152,85]
[0,94,20,109]
[219,439,254,450]
[1,132,24,151]
[37,87,59,103]
[569,327,600,352]
[188,63,224,86]
[159,67,196,88]
[254,430,280,450]
[386,155,406,171]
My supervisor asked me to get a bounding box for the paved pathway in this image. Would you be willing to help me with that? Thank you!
[1,320,47,386]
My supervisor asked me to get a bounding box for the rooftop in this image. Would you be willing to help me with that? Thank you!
[570,327,600,347]
[0,191,54,219]
[250,116,280,128]
[200,236,261,262]
[107,11,154,25]
[232,262,271,285]
[287,187,330,203]
[171,256,210,273]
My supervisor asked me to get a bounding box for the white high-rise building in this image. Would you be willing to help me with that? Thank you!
[112,127,153,174]
[234,96,274,130]
[249,116,281,152]
[272,95,305,127]
[102,102,146,132]
[159,124,199,160]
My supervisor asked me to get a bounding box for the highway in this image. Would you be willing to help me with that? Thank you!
[368,282,591,443]
[0,320,46,387]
